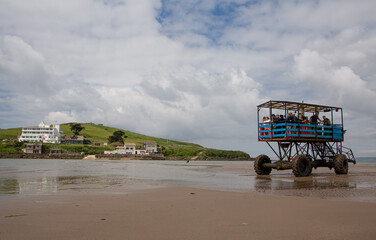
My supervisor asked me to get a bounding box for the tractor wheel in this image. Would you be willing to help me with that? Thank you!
[292,154,312,177]
[334,154,348,175]
[254,154,272,175]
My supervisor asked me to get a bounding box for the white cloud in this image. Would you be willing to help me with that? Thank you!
[95,66,263,143]
[0,35,50,94]
[45,111,78,124]
[1,0,376,156]
[293,48,376,113]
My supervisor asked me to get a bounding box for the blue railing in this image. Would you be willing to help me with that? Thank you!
[259,123,343,141]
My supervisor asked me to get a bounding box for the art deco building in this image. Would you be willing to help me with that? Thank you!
[18,121,62,144]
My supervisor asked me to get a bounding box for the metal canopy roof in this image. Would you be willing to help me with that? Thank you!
[257,100,341,112]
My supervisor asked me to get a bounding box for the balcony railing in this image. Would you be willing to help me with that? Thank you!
[258,123,343,141]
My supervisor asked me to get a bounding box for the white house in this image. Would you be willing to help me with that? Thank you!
[143,141,157,153]
[22,143,42,154]
[18,121,62,144]
[124,143,136,153]
[104,142,154,155]
[104,143,137,155]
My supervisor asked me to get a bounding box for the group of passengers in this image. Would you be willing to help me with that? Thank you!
[260,112,331,137]
[262,112,331,125]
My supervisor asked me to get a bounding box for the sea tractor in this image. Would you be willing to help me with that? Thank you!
[255,100,356,177]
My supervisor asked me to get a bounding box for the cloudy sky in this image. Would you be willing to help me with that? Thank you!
[1,0,376,157]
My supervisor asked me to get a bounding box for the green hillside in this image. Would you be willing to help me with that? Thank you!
[0,127,21,140]
[0,123,250,159]
[60,123,201,148]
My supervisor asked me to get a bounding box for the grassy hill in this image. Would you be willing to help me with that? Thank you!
[0,127,21,140]
[0,123,250,159]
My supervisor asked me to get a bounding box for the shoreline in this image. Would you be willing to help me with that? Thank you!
[0,153,252,161]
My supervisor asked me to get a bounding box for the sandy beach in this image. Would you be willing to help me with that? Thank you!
[1,160,376,240]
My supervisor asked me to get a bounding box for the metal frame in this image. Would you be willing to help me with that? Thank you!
[257,100,344,142]
[265,141,355,164]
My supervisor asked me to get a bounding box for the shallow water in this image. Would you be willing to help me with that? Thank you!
[0,159,254,196]
[1,159,376,200]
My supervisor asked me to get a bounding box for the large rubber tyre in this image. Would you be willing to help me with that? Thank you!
[254,154,272,175]
[334,154,348,175]
[292,154,312,177]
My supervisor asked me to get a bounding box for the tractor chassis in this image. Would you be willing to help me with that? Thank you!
[261,140,356,172]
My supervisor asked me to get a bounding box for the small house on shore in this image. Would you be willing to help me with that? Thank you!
[104,142,154,155]
[104,142,137,155]
[124,143,136,153]
[143,141,157,153]
[22,143,42,154]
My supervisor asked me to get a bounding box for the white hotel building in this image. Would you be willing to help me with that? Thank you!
[18,121,62,144]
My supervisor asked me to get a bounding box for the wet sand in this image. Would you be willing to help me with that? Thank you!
[1,161,376,239]
[216,163,376,201]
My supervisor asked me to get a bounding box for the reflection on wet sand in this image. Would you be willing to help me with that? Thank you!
[253,173,376,200]
[0,176,127,195]
[254,175,355,191]
[0,179,19,195]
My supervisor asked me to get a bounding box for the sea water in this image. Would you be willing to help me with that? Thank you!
[0,159,255,196]
[1,158,376,199]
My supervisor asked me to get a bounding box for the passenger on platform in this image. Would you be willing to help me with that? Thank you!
[272,114,280,136]
[260,117,266,136]
[322,116,331,136]
[309,112,320,137]
[298,113,303,122]
[262,116,270,125]
[287,112,297,135]
[287,112,294,122]
[278,114,286,135]
[272,114,277,122]
[310,112,320,124]
[300,114,309,135]
[264,116,271,137]
[293,112,298,122]
[323,116,331,125]
[274,114,285,124]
